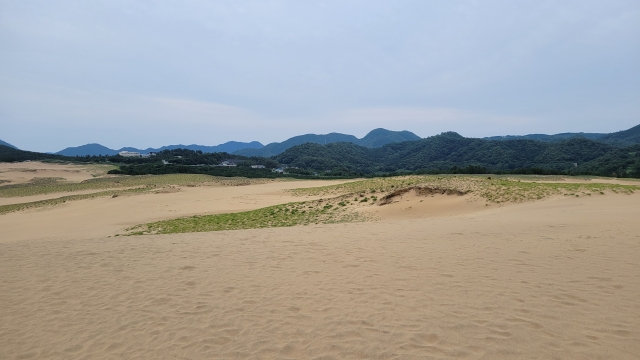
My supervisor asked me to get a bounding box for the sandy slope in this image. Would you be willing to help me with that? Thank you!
[1,191,638,359]
[0,180,352,243]
[359,189,487,220]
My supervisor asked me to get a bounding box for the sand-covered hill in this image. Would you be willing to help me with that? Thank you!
[0,162,638,359]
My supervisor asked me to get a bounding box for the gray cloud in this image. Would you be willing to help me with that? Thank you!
[1,0,639,151]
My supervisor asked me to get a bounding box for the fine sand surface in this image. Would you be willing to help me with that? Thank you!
[1,182,639,359]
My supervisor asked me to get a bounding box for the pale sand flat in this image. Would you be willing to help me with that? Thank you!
[1,192,638,359]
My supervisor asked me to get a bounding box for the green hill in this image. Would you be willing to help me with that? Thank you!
[56,141,264,156]
[233,128,420,157]
[0,139,17,149]
[483,124,640,147]
[57,143,119,156]
[0,145,65,162]
[597,124,640,147]
[274,132,640,177]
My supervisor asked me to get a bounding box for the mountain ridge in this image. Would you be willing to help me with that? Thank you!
[11,123,640,157]
[273,131,639,177]
[0,139,17,149]
[56,141,264,157]
[233,128,421,157]
[483,132,607,142]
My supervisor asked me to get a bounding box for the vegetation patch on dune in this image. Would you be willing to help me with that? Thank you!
[289,175,638,204]
[125,199,372,235]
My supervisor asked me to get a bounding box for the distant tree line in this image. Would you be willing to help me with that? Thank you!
[272,133,640,178]
[2,133,640,179]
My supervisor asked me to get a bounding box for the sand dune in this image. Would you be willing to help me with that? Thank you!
[360,189,487,220]
[1,192,639,358]
[0,163,639,358]
[0,179,353,243]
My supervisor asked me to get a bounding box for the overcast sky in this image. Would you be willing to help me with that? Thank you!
[1,0,639,152]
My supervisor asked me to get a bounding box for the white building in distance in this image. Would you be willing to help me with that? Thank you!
[119,151,141,157]
[118,151,156,158]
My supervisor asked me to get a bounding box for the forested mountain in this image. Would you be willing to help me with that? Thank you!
[233,128,420,157]
[0,139,17,149]
[233,133,359,157]
[274,132,640,177]
[577,144,640,177]
[0,145,65,162]
[5,124,640,178]
[483,124,640,147]
[4,134,640,178]
[26,124,640,157]
[57,143,119,156]
[123,141,264,154]
[56,141,264,156]
[355,128,421,148]
[597,124,640,147]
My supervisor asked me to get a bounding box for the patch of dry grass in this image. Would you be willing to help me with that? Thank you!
[288,175,638,204]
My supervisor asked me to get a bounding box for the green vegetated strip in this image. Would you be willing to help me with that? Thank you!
[0,174,271,198]
[126,200,371,235]
[0,188,148,215]
[288,176,487,197]
[288,175,638,204]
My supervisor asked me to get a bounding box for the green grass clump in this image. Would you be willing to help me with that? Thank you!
[126,199,371,235]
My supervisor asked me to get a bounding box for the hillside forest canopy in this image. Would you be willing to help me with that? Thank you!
[1,130,639,179]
